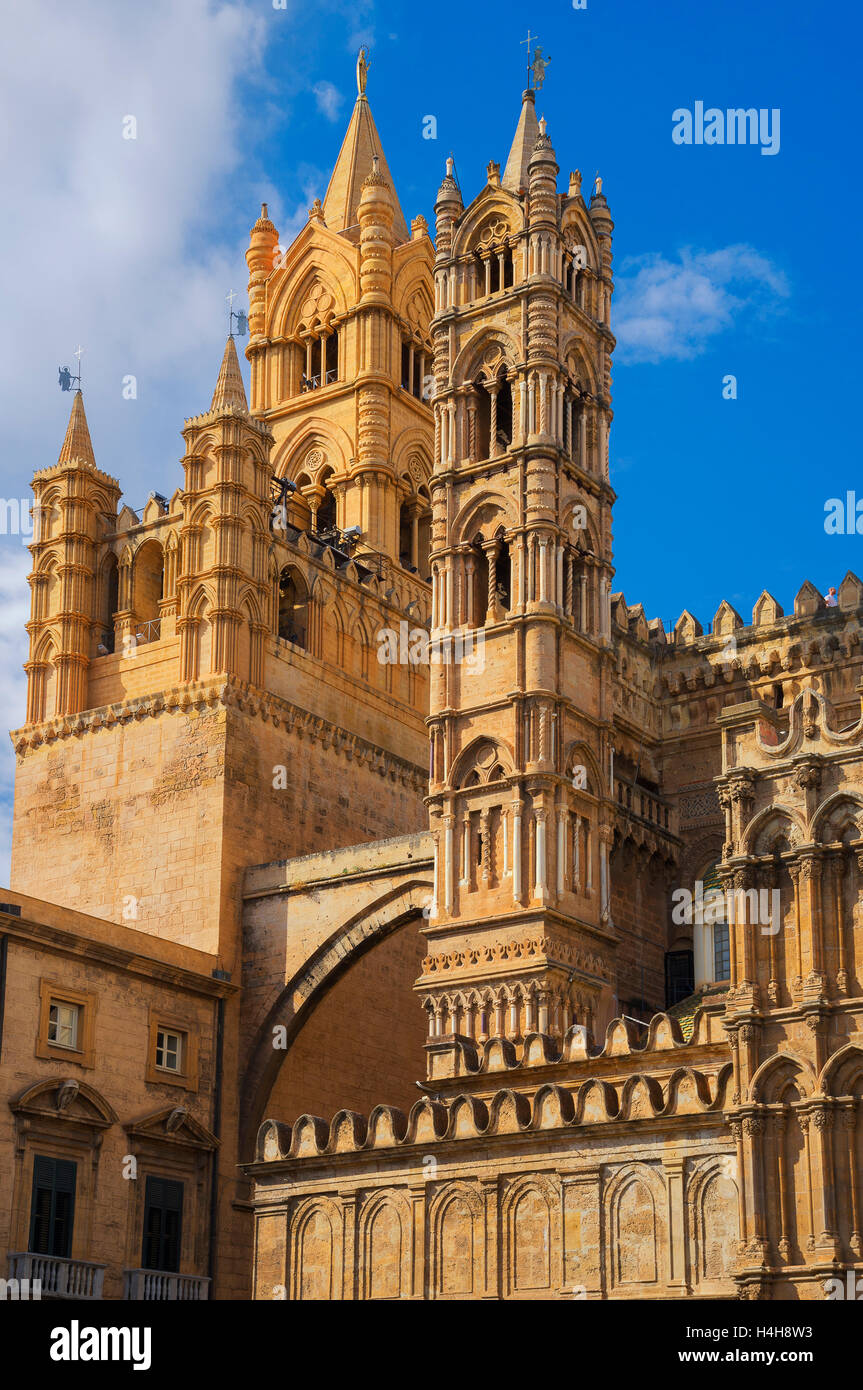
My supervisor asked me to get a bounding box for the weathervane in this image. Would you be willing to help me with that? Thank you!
[521,31,551,90]
[226,289,248,339]
[58,344,84,392]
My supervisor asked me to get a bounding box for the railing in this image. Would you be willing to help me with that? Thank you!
[132,618,161,647]
[300,369,338,391]
[124,1269,210,1301]
[616,778,673,832]
[9,1252,105,1299]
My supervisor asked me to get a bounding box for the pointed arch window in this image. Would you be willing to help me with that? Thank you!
[401,338,429,400]
[472,371,512,462]
[298,323,339,392]
[277,567,309,649]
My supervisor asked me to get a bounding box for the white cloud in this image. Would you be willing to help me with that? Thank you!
[0,0,285,874]
[0,547,34,885]
[313,80,344,122]
[613,245,790,364]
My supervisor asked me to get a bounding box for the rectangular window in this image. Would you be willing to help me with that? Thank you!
[664,949,695,1008]
[142,1176,183,1273]
[47,1001,80,1050]
[713,923,731,982]
[29,1155,76,1258]
[155,1028,183,1073]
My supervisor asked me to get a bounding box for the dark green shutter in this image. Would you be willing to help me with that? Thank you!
[29,1155,76,1258]
[142,1176,184,1272]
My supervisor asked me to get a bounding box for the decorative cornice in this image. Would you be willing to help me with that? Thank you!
[10,676,427,792]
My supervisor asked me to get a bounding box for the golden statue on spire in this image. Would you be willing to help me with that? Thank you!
[357,46,370,97]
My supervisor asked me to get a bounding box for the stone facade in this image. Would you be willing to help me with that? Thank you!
[246,74,863,1302]
[5,54,863,1302]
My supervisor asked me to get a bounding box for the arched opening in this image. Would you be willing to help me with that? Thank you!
[470,537,489,627]
[96,553,119,654]
[472,371,512,462]
[278,567,309,648]
[299,327,339,391]
[495,376,513,452]
[398,502,412,569]
[473,381,491,460]
[316,475,337,536]
[695,861,731,989]
[323,329,338,385]
[417,488,431,579]
[288,474,313,532]
[493,530,511,611]
[398,491,432,576]
[132,539,164,643]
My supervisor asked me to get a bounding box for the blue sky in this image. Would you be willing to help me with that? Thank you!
[0,0,859,873]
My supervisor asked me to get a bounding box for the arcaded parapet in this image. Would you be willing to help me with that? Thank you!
[249,1010,740,1299]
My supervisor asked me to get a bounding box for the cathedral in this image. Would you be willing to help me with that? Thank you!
[2,53,863,1303]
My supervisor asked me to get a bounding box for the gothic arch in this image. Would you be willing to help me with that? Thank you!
[392,264,434,326]
[452,328,519,388]
[450,489,517,547]
[604,1163,665,1291]
[560,211,600,267]
[742,804,806,856]
[450,735,514,789]
[811,792,863,844]
[359,1190,412,1300]
[500,1173,559,1297]
[392,427,433,483]
[185,583,215,621]
[290,1196,342,1300]
[455,190,524,256]
[686,1157,740,1287]
[238,881,433,1163]
[271,250,353,340]
[820,1044,863,1096]
[560,333,600,394]
[429,1182,483,1298]
[563,741,603,795]
[272,418,353,482]
[749,1051,816,1103]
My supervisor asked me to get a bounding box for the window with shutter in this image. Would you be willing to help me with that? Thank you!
[142,1176,184,1273]
[29,1154,76,1258]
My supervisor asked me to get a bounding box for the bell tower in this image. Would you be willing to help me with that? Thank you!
[418,94,620,1073]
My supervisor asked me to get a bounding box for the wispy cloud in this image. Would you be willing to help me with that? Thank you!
[0,547,34,885]
[0,0,276,872]
[613,245,790,364]
[313,80,344,122]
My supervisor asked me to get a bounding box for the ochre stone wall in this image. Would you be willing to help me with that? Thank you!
[0,895,227,1300]
[263,920,427,1125]
[10,690,426,963]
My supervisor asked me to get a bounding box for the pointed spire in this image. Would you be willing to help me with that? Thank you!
[58,390,96,467]
[502,89,540,192]
[321,59,408,241]
[210,336,248,413]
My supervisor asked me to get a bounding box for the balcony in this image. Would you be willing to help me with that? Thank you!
[124,1269,210,1300]
[9,1252,105,1298]
[615,778,676,836]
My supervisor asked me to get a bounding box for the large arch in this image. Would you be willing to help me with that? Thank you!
[239,879,433,1162]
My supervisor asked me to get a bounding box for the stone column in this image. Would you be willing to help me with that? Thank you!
[512,799,523,902]
[444,814,455,913]
[556,807,567,898]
